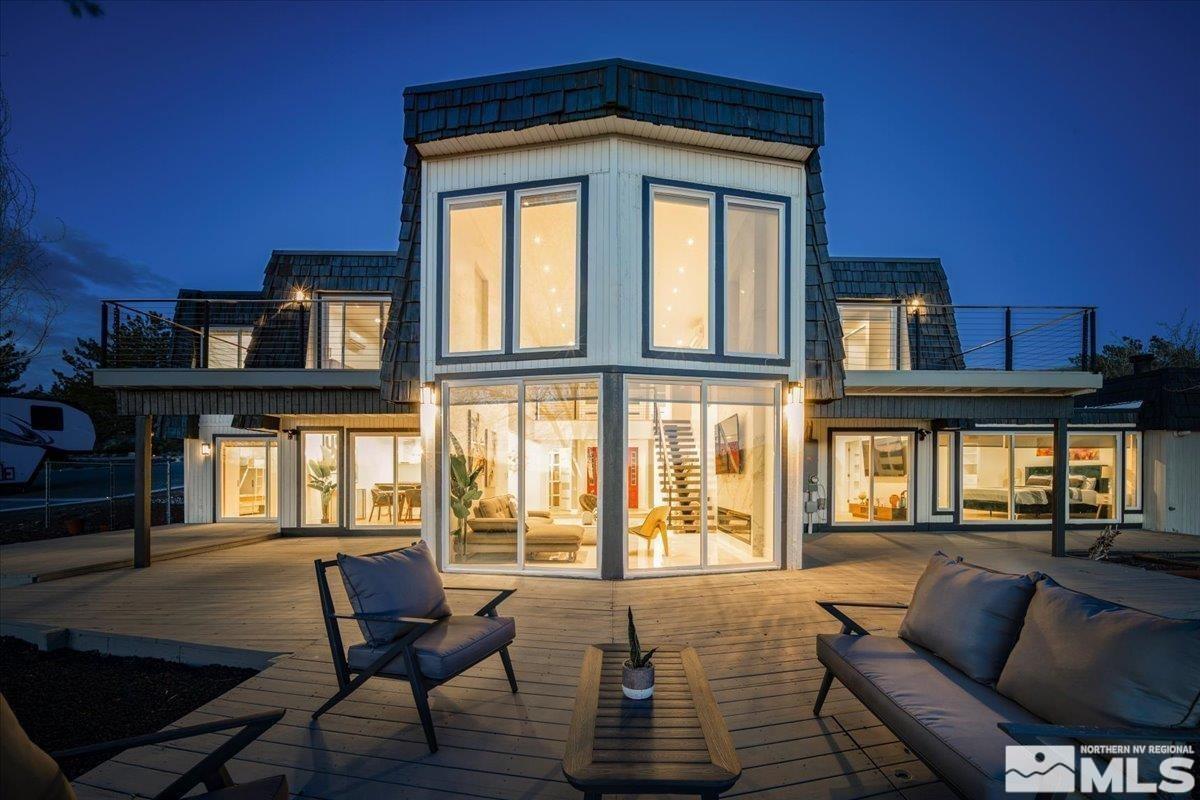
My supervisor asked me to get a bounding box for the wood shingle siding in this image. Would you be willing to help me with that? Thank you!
[804,152,846,401]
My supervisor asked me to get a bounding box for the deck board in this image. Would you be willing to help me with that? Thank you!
[0,529,1195,798]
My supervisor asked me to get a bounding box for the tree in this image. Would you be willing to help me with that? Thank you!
[49,315,172,452]
[1091,313,1200,379]
[1,87,60,375]
[0,329,29,393]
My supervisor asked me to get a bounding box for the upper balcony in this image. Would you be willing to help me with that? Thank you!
[838,301,1103,396]
[92,295,389,390]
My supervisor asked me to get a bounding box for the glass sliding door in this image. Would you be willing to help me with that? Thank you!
[960,434,1011,521]
[832,433,913,524]
[626,379,779,574]
[444,378,601,574]
[301,431,341,527]
[217,439,276,521]
[349,433,421,529]
[523,381,599,569]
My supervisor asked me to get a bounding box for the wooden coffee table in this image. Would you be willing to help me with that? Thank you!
[563,644,741,799]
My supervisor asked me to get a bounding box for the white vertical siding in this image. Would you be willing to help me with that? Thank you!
[184,415,241,524]
[1143,431,1200,535]
[420,136,806,380]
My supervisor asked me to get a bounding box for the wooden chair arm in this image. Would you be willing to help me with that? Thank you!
[1000,722,1200,745]
[52,709,285,800]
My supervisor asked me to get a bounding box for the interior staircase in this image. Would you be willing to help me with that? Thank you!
[655,416,703,534]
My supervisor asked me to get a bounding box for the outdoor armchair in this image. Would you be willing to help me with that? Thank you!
[311,540,518,753]
[0,693,286,800]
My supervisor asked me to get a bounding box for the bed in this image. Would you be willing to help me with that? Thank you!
[962,466,1108,518]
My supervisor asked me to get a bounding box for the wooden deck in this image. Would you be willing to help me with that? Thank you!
[1,531,1196,799]
[0,521,280,587]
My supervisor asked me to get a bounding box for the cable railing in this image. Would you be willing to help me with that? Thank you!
[838,303,1097,372]
[99,297,390,370]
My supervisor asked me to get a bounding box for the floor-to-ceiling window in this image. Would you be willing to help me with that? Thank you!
[935,431,955,513]
[350,433,422,528]
[1125,431,1141,512]
[832,433,914,524]
[626,379,778,573]
[445,378,600,574]
[216,438,277,520]
[301,431,341,527]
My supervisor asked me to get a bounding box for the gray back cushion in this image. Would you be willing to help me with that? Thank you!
[898,552,1038,685]
[997,577,1200,728]
[337,541,452,646]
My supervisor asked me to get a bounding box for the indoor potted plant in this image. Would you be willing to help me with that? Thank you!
[306,457,338,524]
[622,606,656,700]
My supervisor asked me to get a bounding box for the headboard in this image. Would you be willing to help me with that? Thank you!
[1026,465,1109,493]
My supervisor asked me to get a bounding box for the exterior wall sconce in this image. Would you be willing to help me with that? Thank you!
[200,441,212,457]
[293,287,309,303]
[786,381,803,406]
[421,382,437,407]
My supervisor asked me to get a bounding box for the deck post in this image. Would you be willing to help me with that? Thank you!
[1051,415,1068,557]
[134,414,153,568]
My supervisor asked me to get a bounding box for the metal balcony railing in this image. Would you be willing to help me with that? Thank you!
[99,298,390,370]
[838,303,1097,372]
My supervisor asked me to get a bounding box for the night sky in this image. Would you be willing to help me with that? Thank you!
[2,0,1197,386]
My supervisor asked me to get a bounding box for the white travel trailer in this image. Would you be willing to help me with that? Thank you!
[0,397,96,487]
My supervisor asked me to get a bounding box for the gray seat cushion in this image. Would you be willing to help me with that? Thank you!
[817,633,1049,800]
[337,541,451,646]
[347,615,516,680]
[898,551,1038,685]
[997,577,1200,729]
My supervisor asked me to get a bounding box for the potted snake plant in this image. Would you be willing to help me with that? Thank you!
[622,606,656,700]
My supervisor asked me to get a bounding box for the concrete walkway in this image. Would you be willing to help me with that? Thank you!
[0,521,279,587]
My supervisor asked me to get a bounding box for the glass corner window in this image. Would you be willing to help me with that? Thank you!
[724,199,783,357]
[517,187,580,351]
[650,189,713,351]
[445,195,505,354]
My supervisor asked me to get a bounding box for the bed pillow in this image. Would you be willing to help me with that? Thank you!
[338,541,451,646]
[997,577,1200,729]
[1069,475,1085,488]
[1025,474,1051,487]
[1082,477,1097,491]
[898,552,1039,685]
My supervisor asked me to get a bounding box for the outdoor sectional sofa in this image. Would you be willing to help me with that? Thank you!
[813,552,1200,799]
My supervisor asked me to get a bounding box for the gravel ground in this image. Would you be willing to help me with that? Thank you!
[0,637,256,779]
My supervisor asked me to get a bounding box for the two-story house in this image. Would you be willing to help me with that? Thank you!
[94,59,1106,578]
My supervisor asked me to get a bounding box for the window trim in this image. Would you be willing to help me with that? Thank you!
[722,195,787,359]
[436,177,589,364]
[641,177,791,366]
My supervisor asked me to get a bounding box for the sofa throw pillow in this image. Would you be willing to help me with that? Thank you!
[338,541,452,646]
[897,551,1039,685]
[997,577,1200,728]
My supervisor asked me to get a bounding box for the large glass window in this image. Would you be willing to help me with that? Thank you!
[523,382,598,569]
[217,439,276,520]
[651,191,712,351]
[1125,432,1141,510]
[302,431,340,527]
[350,433,422,528]
[935,431,954,512]
[626,379,778,572]
[1068,433,1117,521]
[446,196,504,354]
[445,378,601,573]
[518,188,579,350]
[961,434,1013,521]
[321,297,389,369]
[208,327,251,368]
[724,200,783,357]
[833,433,913,524]
[839,303,909,370]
